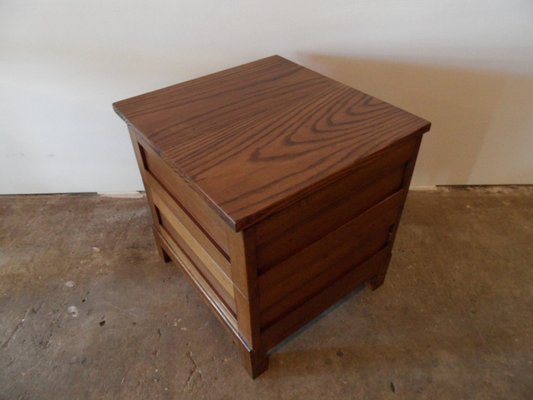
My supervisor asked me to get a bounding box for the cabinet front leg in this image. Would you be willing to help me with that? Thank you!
[240,346,269,379]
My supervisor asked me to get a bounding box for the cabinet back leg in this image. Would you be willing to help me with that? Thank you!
[368,252,392,290]
[152,227,171,263]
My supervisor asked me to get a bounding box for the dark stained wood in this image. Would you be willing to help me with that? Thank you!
[227,229,268,378]
[254,137,416,271]
[139,133,231,257]
[261,248,390,351]
[256,167,402,270]
[114,55,430,230]
[127,129,171,263]
[114,56,431,378]
[255,136,416,247]
[260,223,391,329]
[239,346,269,379]
[370,134,423,289]
[258,190,404,326]
[144,170,231,276]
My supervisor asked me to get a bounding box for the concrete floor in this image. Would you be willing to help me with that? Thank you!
[0,188,532,400]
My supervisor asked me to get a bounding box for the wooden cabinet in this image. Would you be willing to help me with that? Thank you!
[113,55,431,378]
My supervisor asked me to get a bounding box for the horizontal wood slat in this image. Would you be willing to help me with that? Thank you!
[259,222,391,329]
[255,136,416,247]
[140,140,231,255]
[158,227,238,326]
[256,163,406,271]
[152,190,235,308]
[145,171,231,275]
[159,213,237,313]
[259,189,405,312]
[261,248,389,351]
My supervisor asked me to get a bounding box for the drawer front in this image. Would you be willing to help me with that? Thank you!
[149,175,236,314]
[139,140,231,258]
[258,189,405,330]
[158,226,238,330]
[255,136,417,272]
[145,171,231,276]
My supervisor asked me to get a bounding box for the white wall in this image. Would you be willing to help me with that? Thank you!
[1,0,532,194]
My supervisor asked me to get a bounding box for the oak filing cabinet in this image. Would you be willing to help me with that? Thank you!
[113,55,431,378]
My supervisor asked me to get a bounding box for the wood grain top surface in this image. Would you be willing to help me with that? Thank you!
[113,55,430,230]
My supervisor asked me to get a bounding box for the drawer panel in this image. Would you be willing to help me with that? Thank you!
[145,171,231,277]
[261,248,389,351]
[255,137,416,271]
[260,223,391,328]
[151,187,236,313]
[158,226,238,326]
[139,141,231,257]
[258,190,405,326]
[159,212,236,313]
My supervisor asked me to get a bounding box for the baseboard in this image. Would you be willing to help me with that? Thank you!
[97,191,146,198]
[409,185,438,191]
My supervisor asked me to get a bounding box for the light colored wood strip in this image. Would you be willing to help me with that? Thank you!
[145,171,231,274]
[152,190,234,298]
[160,213,236,312]
[158,227,238,330]
[138,134,231,253]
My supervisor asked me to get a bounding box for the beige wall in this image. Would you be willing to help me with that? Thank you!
[1,1,532,193]
[304,56,533,186]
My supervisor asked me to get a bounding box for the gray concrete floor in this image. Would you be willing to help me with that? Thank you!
[0,188,532,400]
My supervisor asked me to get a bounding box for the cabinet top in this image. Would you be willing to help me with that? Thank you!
[113,55,430,230]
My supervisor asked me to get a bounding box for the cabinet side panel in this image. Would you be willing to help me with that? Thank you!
[261,249,389,350]
[258,190,404,329]
[137,134,231,257]
[257,135,423,349]
[370,134,423,288]
[255,137,417,271]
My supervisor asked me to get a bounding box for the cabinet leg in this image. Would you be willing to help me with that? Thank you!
[368,252,392,290]
[156,243,171,263]
[240,346,269,379]
[369,273,386,290]
[153,227,171,263]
